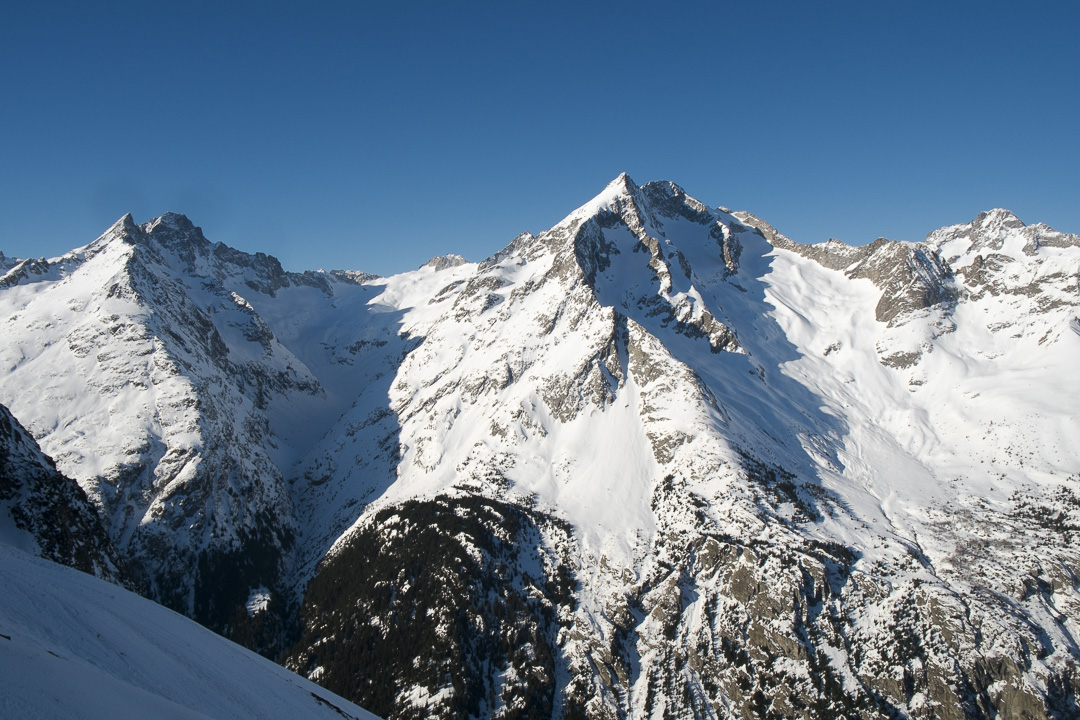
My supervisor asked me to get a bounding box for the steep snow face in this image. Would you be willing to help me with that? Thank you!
[294,213,669,572]
[761,229,1080,567]
[766,211,1078,510]
[748,207,1080,550]
[0,544,378,720]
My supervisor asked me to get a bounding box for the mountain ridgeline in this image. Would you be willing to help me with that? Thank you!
[1,175,1078,719]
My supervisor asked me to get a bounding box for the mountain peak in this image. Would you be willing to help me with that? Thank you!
[144,211,200,234]
[4,184,1079,720]
[572,173,639,211]
[96,212,140,241]
[608,171,636,192]
[565,173,657,238]
[588,175,714,228]
[973,207,1025,232]
[140,212,212,260]
[605,172,646,207]
[927,207,1035,259]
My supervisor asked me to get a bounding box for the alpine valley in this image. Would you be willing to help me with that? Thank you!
[1,174,1079,719]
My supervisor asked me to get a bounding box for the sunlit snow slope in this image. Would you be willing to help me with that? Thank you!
[0,544,378,720]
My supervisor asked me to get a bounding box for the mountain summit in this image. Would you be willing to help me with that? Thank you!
[1,176,1078,719]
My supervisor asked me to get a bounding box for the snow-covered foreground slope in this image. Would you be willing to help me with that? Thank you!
[1,174,1078,719]
[0,543,378,720]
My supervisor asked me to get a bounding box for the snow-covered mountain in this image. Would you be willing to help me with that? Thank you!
[1,175,1078,719]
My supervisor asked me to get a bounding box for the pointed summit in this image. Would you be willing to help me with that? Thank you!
[973,208,1025,232]
[608,171,637,194]
[571,173,639,216]
[112,212,139,233]
[89,212,143,249]
[565,173,659,238]
[599,171,646,211]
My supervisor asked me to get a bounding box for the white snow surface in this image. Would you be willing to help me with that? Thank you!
[0,543,379,720]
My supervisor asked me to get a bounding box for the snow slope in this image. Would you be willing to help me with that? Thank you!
[0,543,379,720]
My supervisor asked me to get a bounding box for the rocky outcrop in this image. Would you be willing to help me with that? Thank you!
[0,403,128,584]
[423,254,469,271]
[0,256,54,288]
[0,250,18,274]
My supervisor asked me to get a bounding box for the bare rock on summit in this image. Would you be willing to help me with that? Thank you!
[422,253,469,271]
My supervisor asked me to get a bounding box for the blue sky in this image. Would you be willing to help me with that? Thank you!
[2,1,1077,276]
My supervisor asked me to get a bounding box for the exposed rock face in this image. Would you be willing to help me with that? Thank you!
[423,253,469,271]
[0,255,55,288]
[0,403,127,584]
[1,180,1078,719]
[0,250,17,274]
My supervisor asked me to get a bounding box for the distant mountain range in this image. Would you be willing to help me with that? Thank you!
[2,174,1078,719]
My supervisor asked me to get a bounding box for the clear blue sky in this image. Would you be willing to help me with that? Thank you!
[2,1,1077,276]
